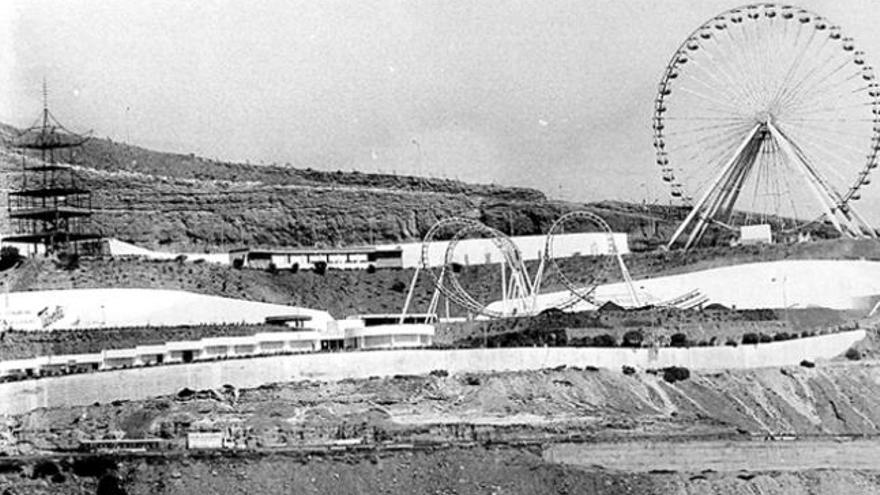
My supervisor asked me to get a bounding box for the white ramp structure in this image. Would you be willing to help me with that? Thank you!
[487,259,880,314]
[654,4,880,250]
[0,288,334,331]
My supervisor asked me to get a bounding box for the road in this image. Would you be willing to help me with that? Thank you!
[544,438,880,472]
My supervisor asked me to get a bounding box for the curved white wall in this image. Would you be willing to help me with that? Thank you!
[0,289,334,331]
[488,259,880,313]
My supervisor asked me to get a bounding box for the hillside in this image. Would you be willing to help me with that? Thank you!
[0,123,728,252]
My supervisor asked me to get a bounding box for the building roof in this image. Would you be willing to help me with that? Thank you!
[247,245,401,255]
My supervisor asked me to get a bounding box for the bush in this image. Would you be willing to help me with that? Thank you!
[366,264,376,274]
[725,339,738,347]
[591,334,617,347]
[800,360,815,368]
[32,460,60,479]
[267,263,277,274]
[669,333,689,348]
[742,333,759,345]
[464,375,481,386]
[622,330,644,347]
[662,366,690,383]
[773,332,791,341]
[622,365,636,376]
[290,263,299,274]
[390,280,407,293]
[759,333,772,343]
[56,252,80,271]
[0,246,22,271]
[845,348,862,361]
[313,261,328,275]
[429,369,449,378]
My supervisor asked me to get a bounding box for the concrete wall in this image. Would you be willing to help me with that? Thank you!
[0,329,862,416]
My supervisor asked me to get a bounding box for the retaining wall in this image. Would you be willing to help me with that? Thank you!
[0,330,863,416]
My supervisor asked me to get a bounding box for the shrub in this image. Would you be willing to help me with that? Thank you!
[313,261,328,275]
[759,333,772,343]
[390,280,407,293]
[267,263,277,274]
[725,339,738,347]
[32,460,60,479]
[845,348,862,361]
[290,263,299,274]
[0,246,22,271]
[366,264,376,274]
[622,330,644,347]
[662,366,690,383]
[56,252,80,271]
[429,369,449,378]
[800,360,815,368]
[464,375,481,386]
[622,365,636,376]
[742,333,759,345]
[591,334,617,347]
[773,332,791,341]
[669,333,689,348]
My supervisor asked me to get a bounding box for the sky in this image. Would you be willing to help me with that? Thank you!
[2,0,880,208]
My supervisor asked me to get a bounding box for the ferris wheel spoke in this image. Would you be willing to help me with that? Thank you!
[782,124,866,163]
[772,35,834,106]
[675,86,753,118]
[775,52,846,110]
[691,48,761,108]
[662,120,754,139]
[779,125,865,184]
[781,70,867,115]
[666,126,752,155]
[767,26,820,111]
[777,58,853,110]
[718,26,767,107]
[772,138,807,228]
[781,118,871,144]
[682,61,753,107]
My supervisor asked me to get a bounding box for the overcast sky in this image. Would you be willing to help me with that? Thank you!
[2,0,879,207]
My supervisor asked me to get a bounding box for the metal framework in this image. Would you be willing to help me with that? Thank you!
[655,3,880,250]
[399,212,645,321]
[6,83,101,254]
[400,217,539,320]
[544,211,641,308]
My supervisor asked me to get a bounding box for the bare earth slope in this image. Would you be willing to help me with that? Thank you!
[7,359,880,493]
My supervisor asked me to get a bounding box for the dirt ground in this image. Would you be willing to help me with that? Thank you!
[7,356,880,493]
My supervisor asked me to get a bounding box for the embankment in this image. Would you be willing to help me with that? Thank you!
[0,330,862,415]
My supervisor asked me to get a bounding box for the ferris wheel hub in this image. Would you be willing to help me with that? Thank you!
[755,111,774,125]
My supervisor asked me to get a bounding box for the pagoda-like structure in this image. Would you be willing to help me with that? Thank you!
[5,85,101,254]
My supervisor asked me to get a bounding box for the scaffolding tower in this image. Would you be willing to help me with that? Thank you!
[5,85,101,255]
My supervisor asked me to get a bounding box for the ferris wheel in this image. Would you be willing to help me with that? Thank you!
[654,3,880,250]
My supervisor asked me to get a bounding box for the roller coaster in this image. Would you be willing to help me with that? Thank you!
[400,211,644,320]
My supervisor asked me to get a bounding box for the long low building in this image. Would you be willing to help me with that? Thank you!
[0,324,435,379]
[487,259,880,314]
[230,232,630,271]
